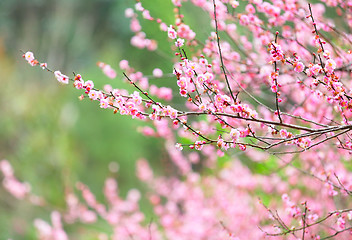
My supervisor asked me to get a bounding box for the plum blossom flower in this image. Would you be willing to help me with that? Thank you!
[40,63,47,69]
[168,25,177,39]
[125,8,134,18]
[336,216,345,230]
[88,90,100,100]
[325,59,336,74]
[100,98,110,109]
[175,143,183,151]
[54,71,69,84]
[0,160,30,199]
[98,62,117,79]
[135,2,144,11]
[172,0,182,7]
[24,51,39,66]
[238,144,246,151]
[24,51,34,62]
[84,80,94,91]
[307,64,321,77]
[119,60,129,70]
[142,10,153,20]
[199,103,207,111]
[152,68,163,78]
[294,62,305,72]
[269,42,285,61]
[195,141,205,150]
[74,79,84,90]
[230,129,240,141]
[279,129,288,138]
[230,0,239,8]
[175,38,185,47]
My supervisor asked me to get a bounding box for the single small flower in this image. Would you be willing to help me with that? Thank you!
[24,51,34,62]
[325,59,336,74]
[88,90,99,100]
[198,103,207,111]
[152,68,163,78]
[294,62,305,73]
[98,62,116,79]
[100,99,109,108]
[40,63,47,70]
[279,129,288,138]
[336,216,345,230]
[230,129,240,141]
[175,38,185,47]
[168,25,177,39]
[54,71,69,84]
[177,77,187,89]
[238,144,246,151]
[175,143,183,151]
[125,8,134,18]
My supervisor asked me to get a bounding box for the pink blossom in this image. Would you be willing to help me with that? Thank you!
[175,143,183,151]
[98,62,117,79]
[0,160,30,199]
[88,90,99,100]
[84,80,94,91]
[157,87,173,101]
[245,4,256,14]
[142,10,153,20]
[230,0,239,8]
[99,98,110,108]
[130,18,142,32]
[135,2,143,11]
[239,14,250,25]
[54,71,69,84]
[40,63,47,69]
[271,84,278,92]
[175,38,185,47]
[20,2,352,239]
[294,62,305,72]
[136,159,153,181]
[279,129,288,138]
[177,77,187,88]
[152,68,163,78]
[336,216,346,230]
[230,129,240,141]
[172,0,182,7]
[167,25,177,39]
[125,8,134,18]
[307,64,321,77]
[159,22,168,31]
[24,51,34,62]
[238,144,247,151]
[195,140,204,150]
[140,126,155,136]
[325,58,336,73]
[198,103,207,111]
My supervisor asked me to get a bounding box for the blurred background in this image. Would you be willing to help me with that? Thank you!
[0,0,193,238]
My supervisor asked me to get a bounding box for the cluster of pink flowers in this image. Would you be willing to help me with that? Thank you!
[97,62,117,79]
[34,212,68,240]
[0,160,30,200]
[14,0,352,239]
